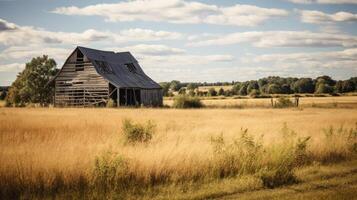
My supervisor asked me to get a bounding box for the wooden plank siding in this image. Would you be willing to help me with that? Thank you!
[55,52,109,107]
[141,89,163,107]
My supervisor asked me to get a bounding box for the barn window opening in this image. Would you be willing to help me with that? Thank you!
[76,50,84,62]
[75,50,84,71]
[125,63,136,73]
[95,60,114,74]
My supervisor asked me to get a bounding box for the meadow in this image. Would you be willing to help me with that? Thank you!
[0,96,357,199]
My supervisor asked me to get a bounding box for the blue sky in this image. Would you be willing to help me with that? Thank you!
[0,0,357,85]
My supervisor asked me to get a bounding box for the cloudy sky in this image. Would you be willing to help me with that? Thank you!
[1,0,357,85]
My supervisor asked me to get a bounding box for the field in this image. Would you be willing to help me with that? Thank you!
[164,95,357,109]
[1,96,357,199]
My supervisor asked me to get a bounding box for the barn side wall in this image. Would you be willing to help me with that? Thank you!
[140,89,163,106]
[54,50,109,107]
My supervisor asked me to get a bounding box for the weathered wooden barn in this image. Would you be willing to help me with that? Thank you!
[50,46,162,107]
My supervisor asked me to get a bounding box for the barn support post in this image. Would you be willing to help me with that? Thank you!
[117,87,120,107]
[133,88,137,106]
[125,88,127,106]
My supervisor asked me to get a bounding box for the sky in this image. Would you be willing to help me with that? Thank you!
[0,0,357,85]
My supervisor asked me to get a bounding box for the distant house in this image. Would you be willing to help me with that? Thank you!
[50,46,162,107]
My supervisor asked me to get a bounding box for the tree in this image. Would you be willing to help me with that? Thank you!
[218,88,224,96]
[267,84,282,94]
[187,83,198,91]
[232,83,241,95]
[178,88,186,95]
[188,90,195,96]
[293,78,314,93]
[0,88,7,100]
[249,89,260,97]
[170,80,182,91]
[343,80,355,92]
[315,75,335,86]
[239,84,248,96]
[159,82,170,96]
[281,84,291,94]
[6,55,58,106]
[247,81,259,94]
[208,88,217,96]
[315,83,334,94]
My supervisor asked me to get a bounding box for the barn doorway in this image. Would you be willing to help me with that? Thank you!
[119,88,141,106]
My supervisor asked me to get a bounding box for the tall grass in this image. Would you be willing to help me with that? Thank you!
[0,108,356,199]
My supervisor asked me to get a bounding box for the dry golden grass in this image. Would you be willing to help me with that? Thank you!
[164,96,357,109]
[197,85,233,92]
[0,104,356,198]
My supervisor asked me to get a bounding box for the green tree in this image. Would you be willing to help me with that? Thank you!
[247,81,259,94]
[281,84,291,94]
[169,80,182,91]
[239,84,248,96]
[208,88,217,96]
[342,80,355,93]
[267,84,282,94]
[178,88,186,95]
[6,55,58,106]
[218,88,224,96]
[315,83,334,94]
[159,82,170,97]
[293,78,314,93]
[315,75,335,86]
[187,83,198,91]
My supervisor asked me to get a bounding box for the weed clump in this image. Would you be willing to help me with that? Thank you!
[172,95,203,108]
[93,151,128,192]
[122,119,156,144]
[273,97,295,108]
[106,99,116,108]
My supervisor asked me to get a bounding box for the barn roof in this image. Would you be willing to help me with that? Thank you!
[77,46,161,89]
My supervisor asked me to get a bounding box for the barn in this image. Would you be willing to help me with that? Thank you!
[50,46,163,107]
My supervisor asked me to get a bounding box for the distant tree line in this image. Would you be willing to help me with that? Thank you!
[160,76,357,97]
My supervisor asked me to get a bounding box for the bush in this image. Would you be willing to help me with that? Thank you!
[208,88,217,96]
[218,88,224,96]
[122,119,156,144]
[106,99,116,108]
[172,95,203,108]
[273,97,294,108]
[93,151,127,191]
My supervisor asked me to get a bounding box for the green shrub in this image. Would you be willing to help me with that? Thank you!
[122,119,156,144]
[172,95,203,108]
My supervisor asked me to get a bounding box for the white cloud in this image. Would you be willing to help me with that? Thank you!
[287,0,357,4]
[113,44,185,56]
[188,31,357,48]
[0,63,24,72]
[0,18,183,46]
[0,46,70,61]
[300,10,357,24]
[52,0,288,27]
[242,48,357,70]
[0,19,16,31]
[137,53,234,67]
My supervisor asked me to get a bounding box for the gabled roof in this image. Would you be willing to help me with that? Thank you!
[77,46,161,89]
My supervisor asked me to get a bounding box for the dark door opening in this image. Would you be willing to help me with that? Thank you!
[119,88,141,106]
